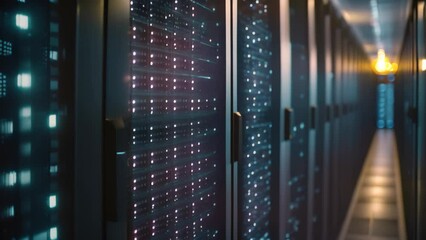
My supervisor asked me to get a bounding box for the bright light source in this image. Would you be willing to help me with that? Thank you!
[49,195,57,208]
[0,121,13,134]
[421,59,426,72]
[49,51,58,60]
[49,114,57,128]
[17,73,31,88]
[20,170,31,185]
[16,14,29,29]
[372,49,398,75]
[20,107,31,117]
[5,206,14,217]
[20,107,32,132]
[50,227,58,239]
[5,171,17,187]
[50,165,58,174]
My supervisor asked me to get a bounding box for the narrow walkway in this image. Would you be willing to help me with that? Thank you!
[339,130,407,240]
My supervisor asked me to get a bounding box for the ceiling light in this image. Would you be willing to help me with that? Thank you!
[372,49,398,75]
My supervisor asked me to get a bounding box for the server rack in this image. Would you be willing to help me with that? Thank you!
[321,8,334,240]
[329,12,343,239]
[377,77,395,129]
[395,4,422,240]
[286,0,311,238]
[395,13,418,240]
[323,4,376,239]
[307,0,318,239]
[233,0,281,239]
[0,0,75,239]
[394,3,426,240]
[128,1,230,239]
[416,2,426,240]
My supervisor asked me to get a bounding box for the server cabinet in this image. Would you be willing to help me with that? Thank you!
[377,80,395,129]
[322,6,376,239]
[335,30,360,237]
[286,0,310,238]
[395,3,426,240]
[128,1,230,239]
[0,0,75,239]
[395,16,418,240]
[329,14,342,239]
[321,11,333,240]
[417,3,426,239]
[335,27,358,237]
[312,1,330,239]
[234,0,281,239]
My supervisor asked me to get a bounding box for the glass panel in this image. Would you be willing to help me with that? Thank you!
[237,0,276,238]
[129,1,227,239]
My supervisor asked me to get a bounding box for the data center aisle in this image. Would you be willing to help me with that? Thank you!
[338,130,407,240]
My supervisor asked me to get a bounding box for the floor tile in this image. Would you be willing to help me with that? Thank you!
[352,203,398,220]
[367,167,394,177]
[347,218,370,235]
[363,176,395,187]
[358,186,396,200]
[371,219,399,237]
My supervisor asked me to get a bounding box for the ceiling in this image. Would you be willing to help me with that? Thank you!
[332,0,413,62]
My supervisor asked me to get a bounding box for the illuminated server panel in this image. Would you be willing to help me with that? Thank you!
[377,82,394,129]
[286,0,310,239]
[0,0,60,239]
[130,0,227,239]
[237,0,273,239]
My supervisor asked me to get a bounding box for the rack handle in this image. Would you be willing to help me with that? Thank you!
[232,112,242,163]
[284,108,294,141]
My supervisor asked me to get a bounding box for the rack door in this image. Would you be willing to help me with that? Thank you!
[234,0,281,239]
[128,1,230,239]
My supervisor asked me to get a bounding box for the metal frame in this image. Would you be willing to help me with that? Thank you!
[231,2,238,239]
[279,0,292,238]
[307,0,318,239]
[103,0,130,238]
[232,0,286,239]
[74,0,105,239]
[225,1,233,239]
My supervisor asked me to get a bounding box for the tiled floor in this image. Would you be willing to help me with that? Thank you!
[338,130,406,240]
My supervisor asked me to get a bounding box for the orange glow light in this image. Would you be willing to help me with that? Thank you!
[372,49,398,75]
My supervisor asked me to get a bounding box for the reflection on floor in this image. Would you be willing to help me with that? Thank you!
[338,130,407,240]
